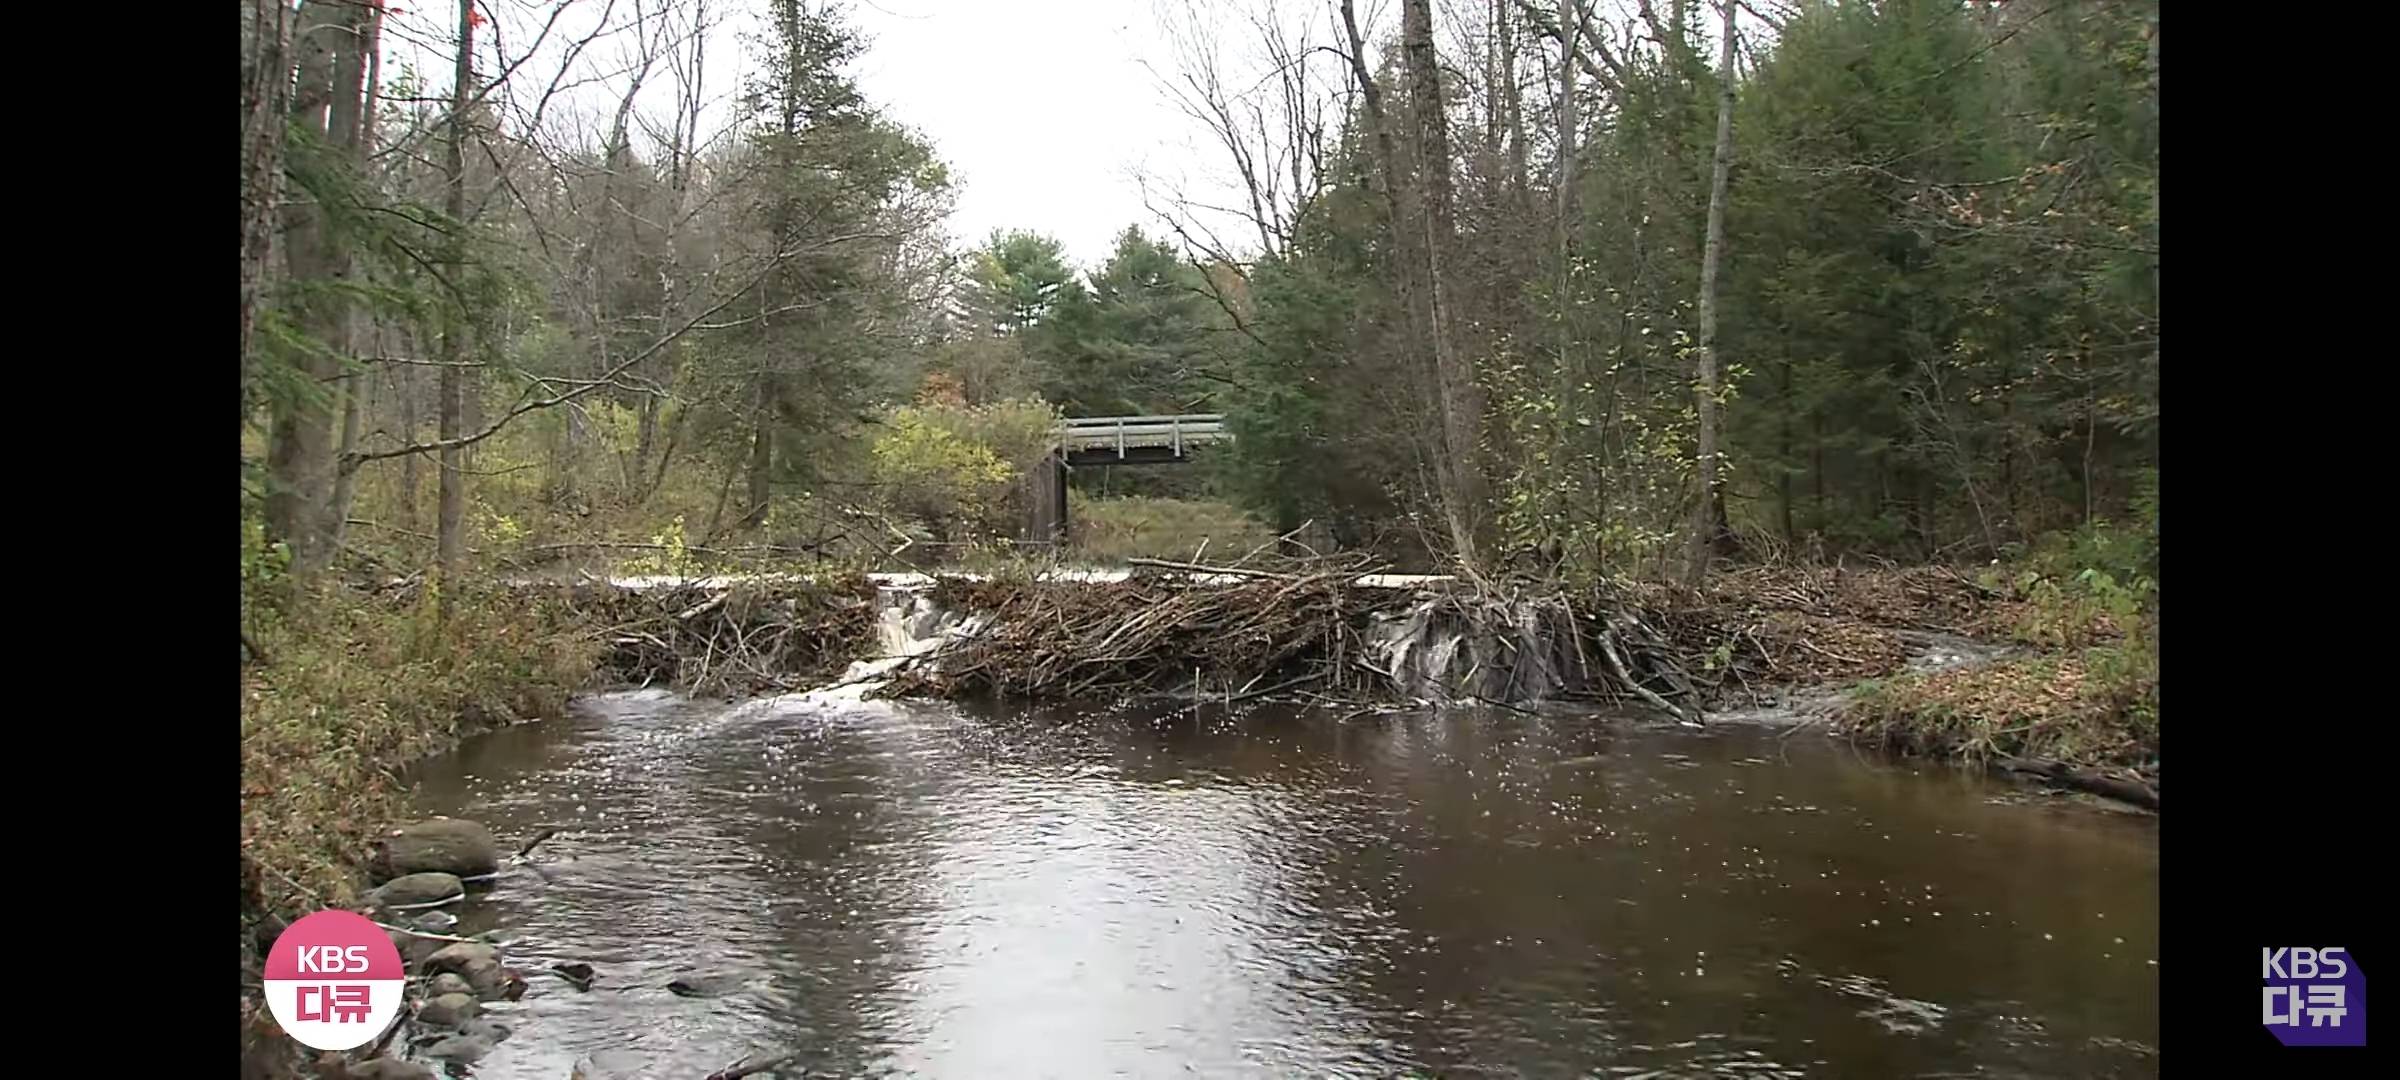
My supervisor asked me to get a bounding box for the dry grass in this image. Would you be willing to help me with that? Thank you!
[239,580,602,1077]
[239,583,597,930]
[1839,647,2159,769]
[1684,564,1996,631]
[1068,495,1282,562]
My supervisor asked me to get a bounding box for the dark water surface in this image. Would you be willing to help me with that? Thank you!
[409,689,2158,1078]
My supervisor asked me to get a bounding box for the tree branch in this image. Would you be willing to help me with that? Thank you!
[341,238,818,470]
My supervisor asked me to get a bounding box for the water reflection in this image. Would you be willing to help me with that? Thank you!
[409,691,2158,1078]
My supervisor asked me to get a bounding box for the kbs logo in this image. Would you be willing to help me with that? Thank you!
[2263,947,2366,1047]
[264,910,407,1050]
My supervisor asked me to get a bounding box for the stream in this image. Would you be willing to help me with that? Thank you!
[408,686,2158,1078]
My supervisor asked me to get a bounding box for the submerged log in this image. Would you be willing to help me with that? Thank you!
[1993,755,2159,810]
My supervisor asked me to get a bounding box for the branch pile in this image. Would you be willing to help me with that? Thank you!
[1625,565,2003,698]
[878,568,1411,701]
[876,565,1715,718]
[575,578,877,697]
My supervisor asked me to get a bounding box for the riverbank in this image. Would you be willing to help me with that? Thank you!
[240,584,592,923]
[238,558,2154,1074]
[240,582,596,1076]
[1836,610,2159,807]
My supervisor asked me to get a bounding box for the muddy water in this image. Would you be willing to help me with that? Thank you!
[410,692,2158,1078]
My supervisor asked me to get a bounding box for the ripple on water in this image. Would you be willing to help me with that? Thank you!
[406,693,2159,1080]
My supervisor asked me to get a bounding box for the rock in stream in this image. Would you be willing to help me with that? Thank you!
[372,818,499,881]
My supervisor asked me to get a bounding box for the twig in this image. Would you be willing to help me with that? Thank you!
[704,1051,799,1080]
[1469,692,1542,717]
[1186,671,1325,712]
[373,922,480,944]
[1232,521,1311,567]
[1126,556,1293,580]
[510,827,560,863]
[1795,638,1868,666]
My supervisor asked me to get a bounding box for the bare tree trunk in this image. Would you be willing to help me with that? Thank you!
[641,0,709,492]
[326,0,388,564]
[1554,0,1582,445]
[240,0,295,416]
[1402,0,1485,569]
[1501,0,1531,208]
[263,0,343,570]
[2144,11,2158,308]
[678,0,708,190]
[327,363,369,558]
[1681,0,1736,589]
[741,377,774,531]
[635,396,661,488]
[1340,1,1428,521]
[283,0,382,578]
[1485,0,1504,162]
[1777,361,1794,544]
[641,403,687,505]
[436,0,477,581]
[1337,1,1398,205]
[398,355,422,532]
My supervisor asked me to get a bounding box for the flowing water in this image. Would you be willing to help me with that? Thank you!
[408,687,2157,1079]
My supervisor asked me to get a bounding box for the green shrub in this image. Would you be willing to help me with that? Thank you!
[870,397,1060,541]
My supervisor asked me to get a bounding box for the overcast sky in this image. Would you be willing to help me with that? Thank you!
[377,0,1393,268]
[847,0,1183,266]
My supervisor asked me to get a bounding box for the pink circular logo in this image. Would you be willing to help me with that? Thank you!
[263,910,408,1050]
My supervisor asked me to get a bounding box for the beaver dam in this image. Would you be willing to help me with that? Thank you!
[537,559,2154,812]
[561,562,1979,713]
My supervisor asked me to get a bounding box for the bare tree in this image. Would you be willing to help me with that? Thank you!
[1498,0,1532,207]
[1142,0,1334,265]
[1554,0,1582,411]
[437,0,479,579]
[266,0,382,576]
[323,7,390,562]
[239,0,294,409]
[1682,0,1735,587]
[1401,0,1486,568]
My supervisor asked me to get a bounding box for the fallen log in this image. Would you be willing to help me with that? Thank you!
[1595,626,1685,720]
[1993,755,2159,810]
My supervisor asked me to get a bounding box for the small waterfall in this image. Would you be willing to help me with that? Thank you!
[813,586,987,700]
[1365,594,1584,705]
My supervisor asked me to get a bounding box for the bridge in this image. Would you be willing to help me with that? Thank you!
[1058,414,1230,466]
[1032,414,1232,542]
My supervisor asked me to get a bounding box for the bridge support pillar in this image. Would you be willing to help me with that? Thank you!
[1051,452,1069,544]
[1027,450,1070,546]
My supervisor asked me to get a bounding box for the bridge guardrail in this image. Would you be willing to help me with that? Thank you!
[1059,414,1230,458]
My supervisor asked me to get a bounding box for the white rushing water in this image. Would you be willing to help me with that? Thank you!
[802,585,991,704]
